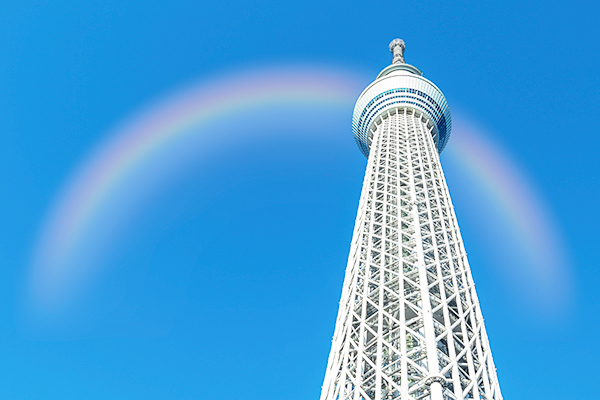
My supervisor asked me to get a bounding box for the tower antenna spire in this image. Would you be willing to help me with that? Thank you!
[389,38,406,64]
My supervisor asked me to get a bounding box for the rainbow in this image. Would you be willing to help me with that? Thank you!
[442,117,571,308]
[26,66,571,318]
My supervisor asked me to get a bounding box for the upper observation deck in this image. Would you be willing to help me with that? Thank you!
[352,39,452,157]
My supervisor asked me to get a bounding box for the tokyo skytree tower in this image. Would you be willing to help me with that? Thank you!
[320,40,502,400]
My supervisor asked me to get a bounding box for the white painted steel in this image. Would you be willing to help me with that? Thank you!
[320,45,502,400]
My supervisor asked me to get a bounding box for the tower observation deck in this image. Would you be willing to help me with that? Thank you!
[320,40,502,400]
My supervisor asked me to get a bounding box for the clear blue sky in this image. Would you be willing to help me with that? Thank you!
[2,0,599,399]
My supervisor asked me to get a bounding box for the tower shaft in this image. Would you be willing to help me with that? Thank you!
[320,107,502,400]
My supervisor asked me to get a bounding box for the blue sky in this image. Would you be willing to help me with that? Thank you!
[2,0,600,399]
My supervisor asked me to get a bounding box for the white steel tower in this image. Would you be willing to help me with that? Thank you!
[320,40,502,400]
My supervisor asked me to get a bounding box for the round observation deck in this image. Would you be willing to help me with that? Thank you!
[352,39,452,157]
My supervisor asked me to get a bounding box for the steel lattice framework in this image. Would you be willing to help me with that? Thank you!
[320,40,502,400]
